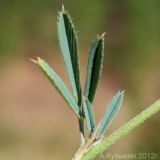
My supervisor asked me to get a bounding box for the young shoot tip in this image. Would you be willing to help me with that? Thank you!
[30,57,41,64]
[97,32,106,39]
[101,32,106,37]
[62,4,65,12]
[121,90,126,95]
[30,58,38,64]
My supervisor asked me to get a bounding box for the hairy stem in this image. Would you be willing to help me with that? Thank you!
[78,99,160,160]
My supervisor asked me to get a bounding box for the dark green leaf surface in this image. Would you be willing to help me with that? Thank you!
[57,7,81,104]
[84,34,104,103]
[35,57,80,117]
[97,91,124,136]
[83,97,95,136]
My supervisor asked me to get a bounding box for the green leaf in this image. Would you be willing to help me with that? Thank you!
[83,97,95,136]
[84,34,105,103]
[33,57,80,117]
[57,6,81,104]
[97,91,124,136]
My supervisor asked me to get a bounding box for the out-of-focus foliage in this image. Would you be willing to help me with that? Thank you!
[105,0,159,71]
[107,0,160,69]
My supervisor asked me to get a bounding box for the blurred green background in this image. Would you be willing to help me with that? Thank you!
[0,0,160,159]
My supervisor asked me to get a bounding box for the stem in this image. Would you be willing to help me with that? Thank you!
[78,117,85,145]
[78,99,160,160]
[78,101,85,146]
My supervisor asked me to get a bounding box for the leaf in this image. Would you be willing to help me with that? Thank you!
[57,6,81,104]
[83,96,95,136]
[33,57,80,117]
[97,91,124,136]
[84,34,105,103]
